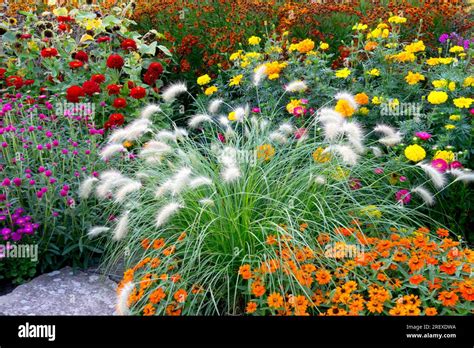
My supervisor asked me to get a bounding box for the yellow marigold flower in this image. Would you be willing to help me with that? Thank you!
[462,76,474,87]
[123,141,133,148]
[449,45,464,53]
[385,43,398,49]
[427,91,448,105]
[288,43,299,52]
[297,39,315,54]
[335,67,351,78]
[449,115,461,121]
[27,41,39,51]
[453,97,473,108]
[445,124,456,130]
[388,51,416,63]
[286,99,301,114]
[388,15,407,24]
[371,96,383,105]
[248,36,261,45]
[245,52,261,60]
[197,74,211,86]
[405,71,425,85]
[240,59,250,68]
[404,144,426,162]
[229,74,243,87]
[448,81,456,91]
[256,144,275,162]
[335,99,355,117]
[229,50,243,61]
[204,85,218,96]
[352,23,368,31]
[404,40,425,53]
[228,111,237,121]
[432,79,448,88]
[319,42,329,50]
[312,147,331,163]
[367,68,380,77]
[388,98,400,110]
[358,107,369,115]
[263,61,287,79]
[426,57,456,66]
[377,23,389,29]
[268,73,279,80]
[434,150,455,162]
[367,27,389,39]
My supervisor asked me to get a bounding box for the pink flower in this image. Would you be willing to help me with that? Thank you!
[395,189,411,204]
[415,132,431,141]
[431,159,448,173]
[450,161,463,169]
[399,176,407,182]
[251,107,261,113]
[374,167,384,174]
[217,133,226,143]
[294,128,307,139]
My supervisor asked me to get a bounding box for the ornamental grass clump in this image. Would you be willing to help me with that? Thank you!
[84,79,472,315]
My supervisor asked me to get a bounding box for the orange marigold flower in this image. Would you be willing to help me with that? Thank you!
[267,292,284,308]
[149,287,166,304]
[409,274,425,285]
[439,261,458,275]
[315,269,332,285]
[143,303,156,316]
[150,258,161,268]
[141,238,150,250]
[251,281,266,297]
[246,301,257,314]
[173,289,188,303]
[366,300,384,314]
[425,307,438,316]
[177,231,187,241]
[364,41,378,51]
[458,281,474,301]
[163,245,176,256]
[408,256,425,271]
[238,264,252,280]
[436,228,449,238]
[438,291,459,307]
[389,306,406,316]
[266,234,277,245]
[317,233,330,245]
[299,222,309,232]
[354,92,369,105]
[153,238,165,249]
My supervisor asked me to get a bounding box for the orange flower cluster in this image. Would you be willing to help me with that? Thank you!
[238,224,473,316]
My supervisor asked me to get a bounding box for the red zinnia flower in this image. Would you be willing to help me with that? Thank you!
[69,60,83,69]
[148,62,163,75]
[106,84,121,95]
[106,54,124,69]
[91,74,106,84]
[121,39,137,51]
[57,16,74,22]
[66,85,84,103]
[58,23,69,31]
[74,50,89,63]
[113,97,127,108]
[96,36,111,43]
[24,79,35,86]
[40,47,58,58]
[143,70,159,86]
[6,76,23,89]
[127,80,136,89]
[0,68,6,79]
[108,113,125,128]
[130,86,146,99]
[82,80,101,96]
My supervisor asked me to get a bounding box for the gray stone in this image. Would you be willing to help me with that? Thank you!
[0,267,117,315]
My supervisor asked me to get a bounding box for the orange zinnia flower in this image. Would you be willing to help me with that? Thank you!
[439,262,458,275]
[143,303,156,316]
[436,228,449,238]
[266,234,277,245]
[246,301,257,314]
[173,289,188,303]
[438,291,458,307]
[149,287,166,304]
[251,280,266,297]
[409,274,425,285]
[315,269,332,285]
[153,238,165,249]
[238,264,252,279]
[267,292,284,308]
[425,307,438,316]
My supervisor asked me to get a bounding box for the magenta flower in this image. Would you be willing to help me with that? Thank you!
[349,178,362,190]
[395,189,411,205]
[431,159,448,173]
[294,128,307,139]
[374,167,384,174]
[450,161,463,169]
[251,107,261,113]
[217,133,226,143]
[415,132,431,141]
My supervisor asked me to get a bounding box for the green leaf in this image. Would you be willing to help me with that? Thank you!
[158,45,172,57]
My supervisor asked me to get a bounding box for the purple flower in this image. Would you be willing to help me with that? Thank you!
[12,178,22,186]
[439,33,449,43]
[395,189,411,205]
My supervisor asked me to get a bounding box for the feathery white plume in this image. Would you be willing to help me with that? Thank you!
[450,169,474,183]
[370,146,383,157]
[199,198,214,206]
[318,108,345,125]
[285,80,307,92]
[342,122,364,153]
[116,282,134,315]
[155,202,183,227]
[173,127,188,140]
[161,82,187,102]
[140,141,172,157]
[335,91,358,110]
[87,226,110,238]
[188,113,213,129]
[115,181,142,203]
[324,145,359,166]
[269,131,288,144]
[123,118,152,141]
[79,177,98,199]
[208,98,224,114]
[107,128,130,144]
[374,124,397,137]
[218,115,230,127]
[314,175,326,185]
[417,162,446,189]
[156,130,177,142]
[233,106,246,122]
[140,104,161,120]
[253,65,267,86]
[323,122,344,141]
[100,143,125,161]
[221,165,241,183]
[411,186,435,206]
[278,123,294,135]
[378,133,402,146]
[189,176,213,189]
[112,211,129,241]
[170,167,192,195]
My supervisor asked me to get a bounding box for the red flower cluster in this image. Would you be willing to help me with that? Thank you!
[6,76,23,89]
[82,80,101,96]
[113,97,127,108]
[40,48,58,58]
[74,50,89,63]
[0,68,6,79]
[130,86,146,99]
[143,62,163,86]
[91,74,106,84]
[97,36,111,43]
[107,84,121,95]
[121,39,137,51]
[106,54,124,69]
[69,60,83,69]
[104,113,125,129]
[66,85,85,103]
